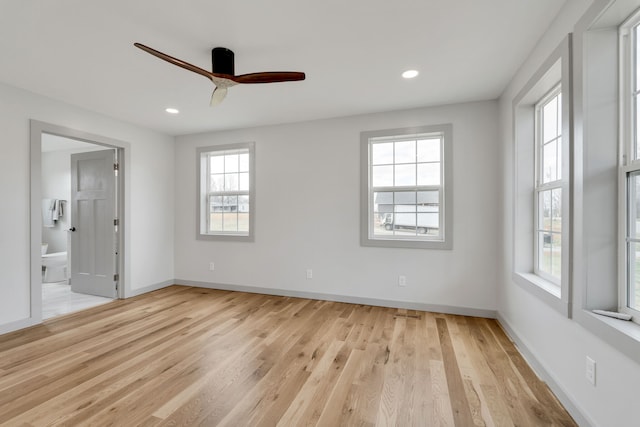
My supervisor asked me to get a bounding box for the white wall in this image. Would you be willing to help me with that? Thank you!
[175,101,500,313]
[498,1,640,426]
[0,82,175,331]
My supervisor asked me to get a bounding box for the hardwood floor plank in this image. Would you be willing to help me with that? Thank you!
[0,285,577,426]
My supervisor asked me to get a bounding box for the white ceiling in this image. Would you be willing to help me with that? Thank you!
[0,1,566,136]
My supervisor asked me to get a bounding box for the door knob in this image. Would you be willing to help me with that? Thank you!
[69,227,76,232]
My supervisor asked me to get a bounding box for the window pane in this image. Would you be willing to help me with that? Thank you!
[635,95,640,160]
[538,231,553,276]
[373,165,393,187]
[237,212,249,233]
[551,188,562,234]
[636,26,640,92]
[239,153,249,172]
[372,142,394,165]
[223,195,237,210]
[224,173,239,191]
[630,173,640,239]
[539,190,552,232]
[417,139,440,162]
[210,174,224,191]
[557,93,562,136]
[629,242,640,310]
[209,212,223,232]
[417,212,439,233]
[551,232,562,279]
[417,163,440,186]
[239,172,249,191]
[395,164,416,186]
[223,213,238,231]
[394,191,416,205]
[394,140,415,164]
[543,97,558,143]
[210,196,223,212]
[210,155,224,174]
[542,140,558,183]
[417,190,439,206]
[374,191,393,213]
[225,154,239,173]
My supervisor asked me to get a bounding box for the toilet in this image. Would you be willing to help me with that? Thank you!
[42,250,69,283]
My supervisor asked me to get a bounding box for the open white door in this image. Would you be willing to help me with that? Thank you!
[70,149,117,298]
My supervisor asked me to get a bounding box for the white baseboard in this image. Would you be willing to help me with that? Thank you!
[0,317,39,336]
[496,313,596,427]
[126,279,175,298]
[175,279,497,319]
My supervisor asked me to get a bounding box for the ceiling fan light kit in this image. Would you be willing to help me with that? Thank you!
[134,43,305,107]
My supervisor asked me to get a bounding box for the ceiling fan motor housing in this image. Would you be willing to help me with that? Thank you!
[212,47,234,75]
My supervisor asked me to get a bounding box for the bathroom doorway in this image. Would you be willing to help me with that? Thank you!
[31,121,126,321]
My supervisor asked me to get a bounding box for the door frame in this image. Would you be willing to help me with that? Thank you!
[30,120,126,322]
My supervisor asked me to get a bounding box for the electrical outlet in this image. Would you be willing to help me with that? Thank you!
[209,262,215,271]
[306,269,313,279]
[398,275,407,286]
[586,356,596,386]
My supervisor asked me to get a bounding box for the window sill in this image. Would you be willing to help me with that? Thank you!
[577,309,640,365]
[513,272,569,316]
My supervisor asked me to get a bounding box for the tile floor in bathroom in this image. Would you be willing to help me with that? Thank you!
[42,281,113,320]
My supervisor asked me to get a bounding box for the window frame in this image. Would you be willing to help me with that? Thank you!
[512,34,572,317]
[618,11,640,323]
[360,124,453,250]
[196,142,255,242]
[534,85,564,286]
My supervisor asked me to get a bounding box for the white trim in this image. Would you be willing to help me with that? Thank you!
[30,120,128,326]
[497,313,596,427]
[125,279,175,298]
[196,142,255,242]
[360,124,453,250]
[512,34,573,317]
[176,279,496,318]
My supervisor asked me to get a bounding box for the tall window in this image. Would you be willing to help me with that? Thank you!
[361,124,452,250]
[620,14,640,320]
[535,87,563,284]
[197,142,255,241]
[512,34,571,315]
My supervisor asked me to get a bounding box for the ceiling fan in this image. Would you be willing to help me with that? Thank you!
[134,43,305,107]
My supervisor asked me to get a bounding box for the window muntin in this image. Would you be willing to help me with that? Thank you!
[535,87,563,285]
[197,143,254,240]
[368,133,444,240]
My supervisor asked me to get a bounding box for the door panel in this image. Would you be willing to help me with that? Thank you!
[70,149,116,298]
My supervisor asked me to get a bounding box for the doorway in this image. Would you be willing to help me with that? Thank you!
[30,121,126,321]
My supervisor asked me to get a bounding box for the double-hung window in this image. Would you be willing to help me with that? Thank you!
[360,124,452,249]
[620,13,640,322]
[197,142,255,241]
[513,34,571,315]
[535,86,563,284]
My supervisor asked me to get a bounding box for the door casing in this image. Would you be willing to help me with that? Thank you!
[30,120,126,324]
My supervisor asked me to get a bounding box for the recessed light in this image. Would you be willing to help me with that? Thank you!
[165,107,179,114]
[402,70,419,79]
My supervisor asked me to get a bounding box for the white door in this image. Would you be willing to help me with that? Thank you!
[70,149,117,298]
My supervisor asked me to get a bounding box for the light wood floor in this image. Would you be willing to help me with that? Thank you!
[0,286,576,426]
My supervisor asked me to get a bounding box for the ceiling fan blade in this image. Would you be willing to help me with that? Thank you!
[210,86,228,107]
[232,71,306,84]
[134,43,214,81]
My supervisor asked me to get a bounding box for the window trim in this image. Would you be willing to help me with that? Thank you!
[360,124,453,250]
[196,142,255,242]
[618,12,640,323]
[512,34,572,317]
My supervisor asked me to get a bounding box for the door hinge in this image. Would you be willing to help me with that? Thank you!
[114,163,119,171]
[114,274,119,282]
[114,218,119,226]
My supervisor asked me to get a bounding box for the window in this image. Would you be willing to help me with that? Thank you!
[620,13,640,322]
[360,124,452,249]
[196,142,255,241]
[535,86,563,285]
[512,34,571,316]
